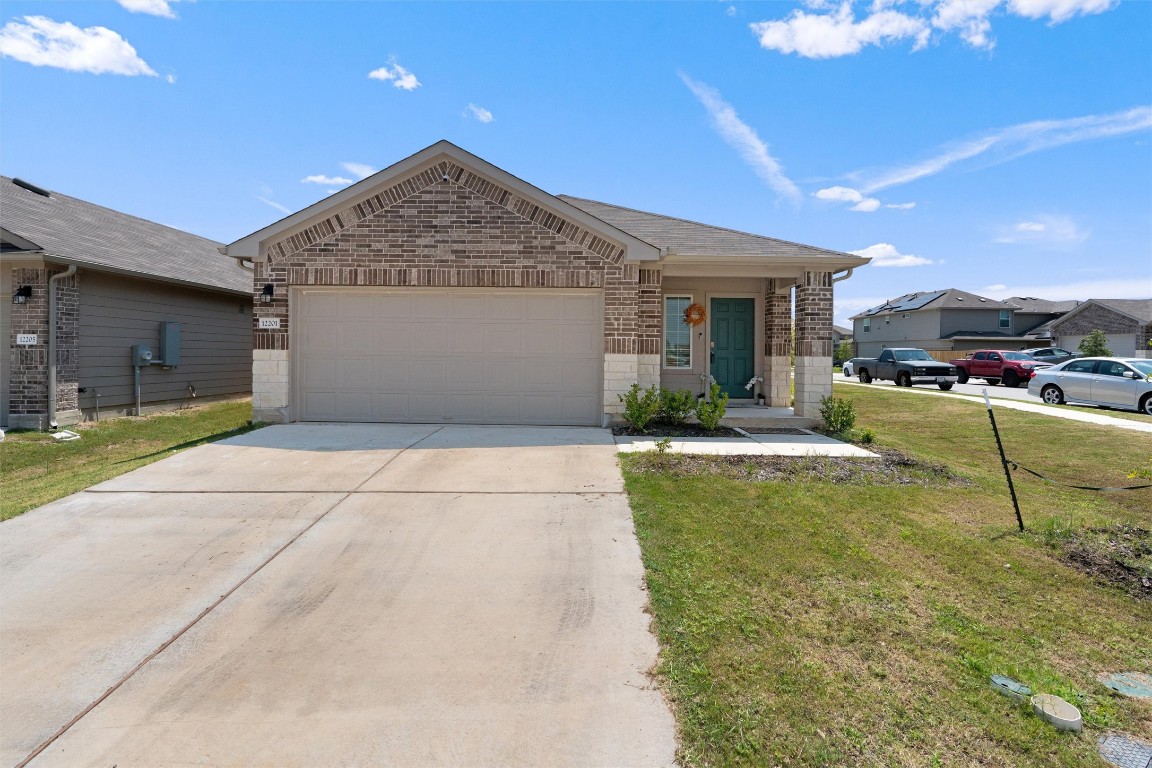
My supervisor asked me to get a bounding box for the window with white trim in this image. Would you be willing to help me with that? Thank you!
[863,318,871,333]
[664,296,692,368]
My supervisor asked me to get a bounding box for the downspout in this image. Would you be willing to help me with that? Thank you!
[47,265,77,429]
[832,267,854,284]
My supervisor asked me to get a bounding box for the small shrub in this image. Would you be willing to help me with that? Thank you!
[1078,329,1113,357]
[834,340,854,365]
[856,427,876,444]
[695,383,729,431]
[654,436,673,455]
[619,383,661,432]
[658,388,696,425]
[820,395,857,436]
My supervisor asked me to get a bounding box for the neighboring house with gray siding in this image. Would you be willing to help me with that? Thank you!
[850,289,1071,357]
[1050,299,1152,357]
[2,177,253,429]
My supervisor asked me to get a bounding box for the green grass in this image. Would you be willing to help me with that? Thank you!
[1,400,261,521]
[624,386,1152,767]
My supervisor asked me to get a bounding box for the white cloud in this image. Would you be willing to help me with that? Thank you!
[679,72,801,202]
[932,0,1001,48]
[983,283,1009,292]
[727,6,737,16]
[341,162,375,180]
[850,242,934,267]
[979,277,1150,301]
[368,57,420,91]
[257,196,291,215]
[813,185,885,212]
[117,0,179,19]
[301,174,354,186]
[165,73,176,84]
[886,202,916,209]
[749,2,930,58]
[858,106,1152,193]
[1009,0,1117,23]
[465,103,494,123]
[750,0,1119,57]
[994,215,1088,244]
[0,16,157,76]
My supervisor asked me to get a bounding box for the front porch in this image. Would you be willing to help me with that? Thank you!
[656,271,836,419]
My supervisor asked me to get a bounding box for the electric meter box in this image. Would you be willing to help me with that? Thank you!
[160,322,181,367]
[131,344,153,366]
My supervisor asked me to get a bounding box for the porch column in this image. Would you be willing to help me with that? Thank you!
[763,281,792,407]
[794,271,833,418]
[636,268,662,391]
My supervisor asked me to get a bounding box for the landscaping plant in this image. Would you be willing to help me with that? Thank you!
[1077,328,1113,357]
[819,394,857,437]
[658,387,697,426]
[619,383,661,432]
[694,382,728,431]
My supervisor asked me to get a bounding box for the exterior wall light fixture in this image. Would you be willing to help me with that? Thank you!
[12,285,32,304]
[260,283,274,303]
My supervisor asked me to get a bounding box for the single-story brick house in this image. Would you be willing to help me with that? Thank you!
[224,141,867,427]
[1050,298,1152,357]
[2,177,253,429]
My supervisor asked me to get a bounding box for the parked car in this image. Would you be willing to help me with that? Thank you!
[1027,357,1152,415]
[849,348,959,390]
[1021,346,1077,364]
[842,359,854,377]
[949,349,1052,388]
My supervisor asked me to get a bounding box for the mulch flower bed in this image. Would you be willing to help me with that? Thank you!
[611,424,744,438]
[1058,525,1151,601]
[624,446,970,487]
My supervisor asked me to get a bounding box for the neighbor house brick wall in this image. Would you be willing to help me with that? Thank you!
[763,282,792,407]
[794,271,833,418]
[7,266,80,428]
[1052,304,1140,336]
[251,163,651,423]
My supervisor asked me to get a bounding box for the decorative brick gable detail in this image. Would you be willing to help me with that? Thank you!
[254,177,646,356]
[265,161,627,266]
[1053,303,1147,337]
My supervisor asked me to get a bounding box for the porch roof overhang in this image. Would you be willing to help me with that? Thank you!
[658,252,868,278]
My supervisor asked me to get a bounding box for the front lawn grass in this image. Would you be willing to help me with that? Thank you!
[1,400,261,521]
[624,387,1151,767]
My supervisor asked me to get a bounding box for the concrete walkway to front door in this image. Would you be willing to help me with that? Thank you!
[1,424,676,767]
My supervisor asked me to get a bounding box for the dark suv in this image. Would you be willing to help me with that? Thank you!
[1021,347,1076,364]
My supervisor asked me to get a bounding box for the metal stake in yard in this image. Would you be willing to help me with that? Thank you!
[984,389,1024,532]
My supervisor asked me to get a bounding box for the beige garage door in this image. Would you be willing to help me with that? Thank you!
[296,289,602,425]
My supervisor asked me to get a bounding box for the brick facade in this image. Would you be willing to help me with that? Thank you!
[7,266,80,428]
[1052,303,1151,354]
[763,283,793,407]
[250,161,663,423]
[793,271,833,417]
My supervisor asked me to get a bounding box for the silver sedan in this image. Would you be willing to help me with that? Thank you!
[1027,357,1152,415]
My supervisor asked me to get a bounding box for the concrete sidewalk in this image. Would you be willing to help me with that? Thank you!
[835,379,1152,433]
[2,424,676,768]
[616,429,878,457]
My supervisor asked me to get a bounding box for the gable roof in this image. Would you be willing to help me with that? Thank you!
[1052,298,1152,328]
[224,140,660,263]
[850,289,1018,319]
[558,195,865,267]
[1,177,250,295]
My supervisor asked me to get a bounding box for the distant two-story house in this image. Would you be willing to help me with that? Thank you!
[850,289,1075,358]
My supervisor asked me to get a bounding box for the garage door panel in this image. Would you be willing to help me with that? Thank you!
[488,327,523,355]
[298,290,601,425]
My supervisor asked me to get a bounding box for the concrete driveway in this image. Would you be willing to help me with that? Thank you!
[1,425,676,767]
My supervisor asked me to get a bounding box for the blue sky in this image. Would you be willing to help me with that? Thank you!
[2,0,1149,325]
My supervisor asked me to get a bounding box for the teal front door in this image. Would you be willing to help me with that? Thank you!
[710,298,755,399]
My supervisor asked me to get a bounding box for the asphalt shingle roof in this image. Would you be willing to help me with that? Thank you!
[850,289,1019,319]
[1007,296,1081,313]
[1,177,250,294]
[558,195,858,261]
[1091,298,1152,323]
